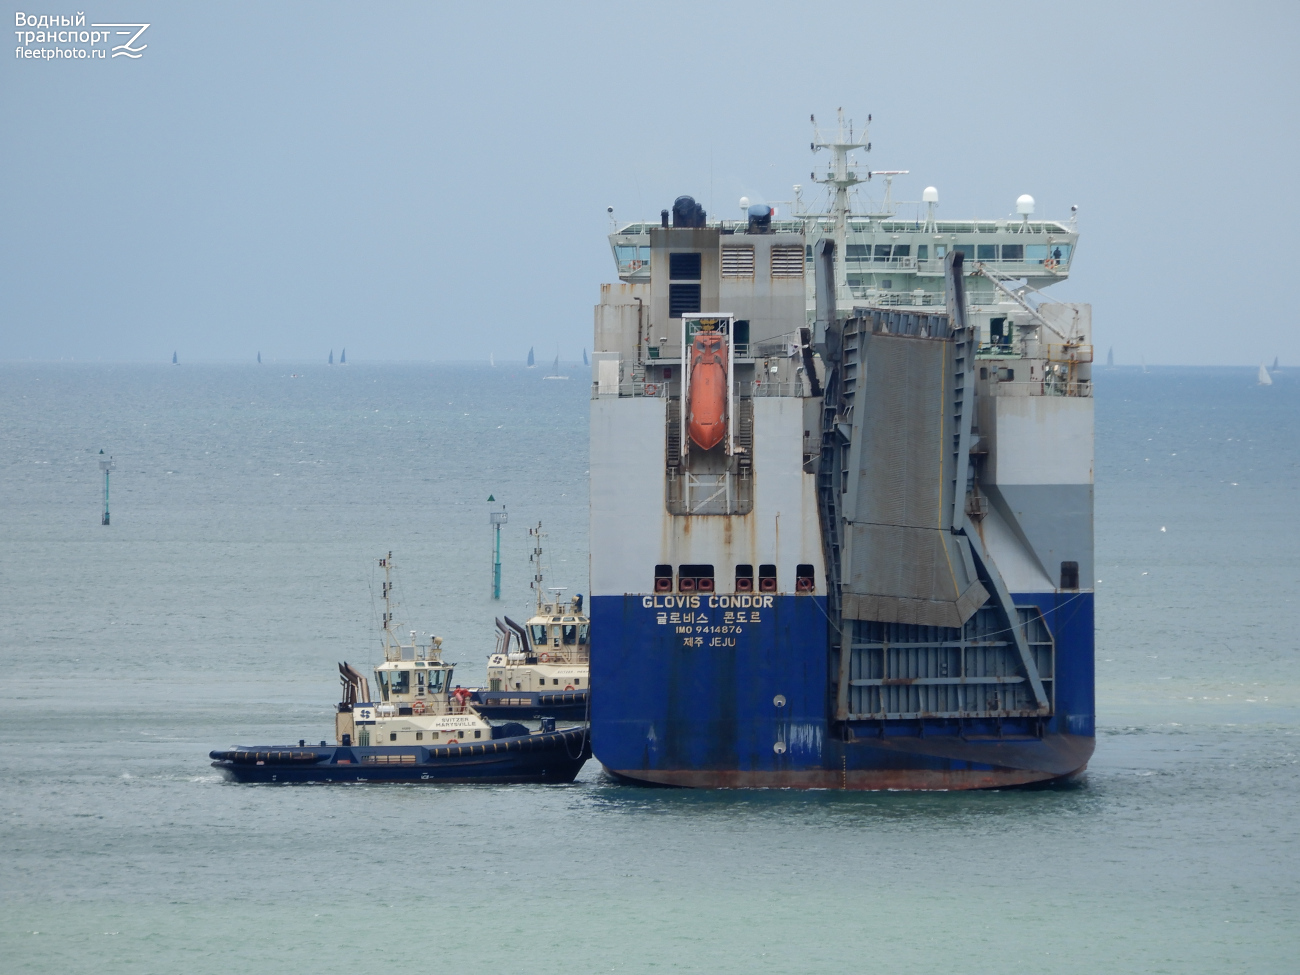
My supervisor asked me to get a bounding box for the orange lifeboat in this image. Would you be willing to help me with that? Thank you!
[688,332,727,450]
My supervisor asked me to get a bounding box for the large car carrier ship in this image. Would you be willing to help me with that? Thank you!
[588,112,1094,789]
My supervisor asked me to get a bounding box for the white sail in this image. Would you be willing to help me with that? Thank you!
[1258,363,1273,386]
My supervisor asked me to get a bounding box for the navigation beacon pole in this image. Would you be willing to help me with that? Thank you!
[488,496,507,599]
[98,450,114,526]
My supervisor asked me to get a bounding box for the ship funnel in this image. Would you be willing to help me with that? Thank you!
[672,196,707,228]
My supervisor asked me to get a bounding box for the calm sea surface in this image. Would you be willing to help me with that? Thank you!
[1,363,1297,974]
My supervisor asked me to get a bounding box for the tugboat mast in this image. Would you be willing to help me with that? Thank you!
[529,523,546,613]
[379,551,401,662]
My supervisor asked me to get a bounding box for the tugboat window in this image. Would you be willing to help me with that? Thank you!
[578,623,590,644]
[530,624,547,647]
[427,670,445,692]
[377,672,390,700]
[390,671,410,695]
[389,733,397,742]
[562,625,577,645]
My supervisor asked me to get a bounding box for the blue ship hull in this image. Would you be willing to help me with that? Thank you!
[591,594,1093,789]
[210,728,591,784]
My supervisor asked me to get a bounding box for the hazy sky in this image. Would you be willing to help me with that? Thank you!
[3,1,1296,365]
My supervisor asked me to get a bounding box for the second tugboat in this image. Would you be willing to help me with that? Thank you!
[209,552,590,784]
[471,524,591,721]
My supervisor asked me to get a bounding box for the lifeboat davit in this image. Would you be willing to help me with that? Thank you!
[688,333,727,450]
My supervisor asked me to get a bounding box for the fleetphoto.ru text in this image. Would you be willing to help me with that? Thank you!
[14,11,149,60]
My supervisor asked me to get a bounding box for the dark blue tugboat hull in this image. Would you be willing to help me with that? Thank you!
[210,728,590,784]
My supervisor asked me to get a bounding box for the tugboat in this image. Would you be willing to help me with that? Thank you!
[470,524,590,721]
[209,553,590,784]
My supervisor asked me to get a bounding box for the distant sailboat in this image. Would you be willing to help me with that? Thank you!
[172,351,177,364]
[583,348,589,366]
[489,352,495,367]
[340,348,346,364]
[527,347,536,368]
[1106,346,1114,367]
[257,351,261,364]
[1258,363,1273,386]
[544,351,569,381]
[1272,356,1280,371]
[1140,355,1149,375]
[329,350,334,365]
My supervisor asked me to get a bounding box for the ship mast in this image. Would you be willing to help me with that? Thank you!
[379,551,400,661]
[810,108,871,299]
[529,523,546,613]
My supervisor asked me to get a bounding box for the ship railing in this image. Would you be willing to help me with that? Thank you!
[989,380,1092,398]
[847,289,945,307]
[591,380,672,400]
[537,648,590,665]
[740,380,805,398]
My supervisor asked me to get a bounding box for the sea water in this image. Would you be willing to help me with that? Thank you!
[1,363,1296,974]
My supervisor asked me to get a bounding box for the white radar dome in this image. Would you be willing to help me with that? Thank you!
[922,186,939,203]
[739,196,750,210]
[1016,194,1035,215]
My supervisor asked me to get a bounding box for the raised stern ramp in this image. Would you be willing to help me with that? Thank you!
[823,256,1051,725]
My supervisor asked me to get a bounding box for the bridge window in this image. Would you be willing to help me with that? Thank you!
[952,244,973,261]
[917,245,929,261]
[977,244,997,261]
[1026,244,1047,263]
[1001,244,1023,261]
